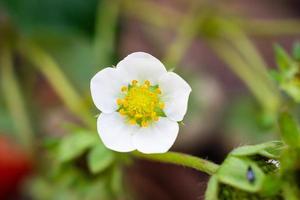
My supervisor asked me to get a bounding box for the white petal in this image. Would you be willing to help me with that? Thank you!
[90,67,126,113]
[117,52,167,84]
[159,72,192,122]
[133,118,179,154]
[97,112,136,152]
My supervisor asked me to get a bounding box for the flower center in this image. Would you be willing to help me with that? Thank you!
[117,80,165,127]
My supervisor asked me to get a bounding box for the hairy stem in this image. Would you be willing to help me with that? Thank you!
[133,151,219,175]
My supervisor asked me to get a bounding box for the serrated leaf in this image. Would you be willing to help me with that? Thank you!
[205,175,219,200]
[216,157,265,192]
[278,111,300,148]
[230,141,284,159]
[58,131,98,162]
[88,144,114,174]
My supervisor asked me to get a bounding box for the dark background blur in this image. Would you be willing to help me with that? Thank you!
[0,0,300,199]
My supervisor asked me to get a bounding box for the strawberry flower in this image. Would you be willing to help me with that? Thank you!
[90,52,191,153]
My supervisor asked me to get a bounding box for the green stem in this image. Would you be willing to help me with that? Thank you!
[132,151,219,175]
[209,39,279,114]
[19,42,95,129]
[163,1,200,68]
[244,19,300,36]
[0,47,34,152]
[94,0,120,66]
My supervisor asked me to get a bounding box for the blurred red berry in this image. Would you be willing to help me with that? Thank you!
[0,136,33,199]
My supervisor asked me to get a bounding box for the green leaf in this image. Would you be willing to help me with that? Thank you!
[216,157,265,192]
[110,166,124,196]
[154,107,167,117]
[230,141,284,159]
[278,111,300,147]
[292,42,300,61]
[205,175,219,200]
[58,131,98,162]
[261,174,282,196]
[274,44,293,71]
[282,182,300,200]
[87,144,114,174]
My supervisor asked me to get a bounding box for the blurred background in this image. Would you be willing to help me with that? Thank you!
[0,0,300,199]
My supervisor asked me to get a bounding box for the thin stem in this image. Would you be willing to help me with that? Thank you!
[19,42,95,129]
[209,40,280,114]
[132,151,219,176]
[0,47,34,152]
[94,0,120,66]
[244,19,300,36]
[163,1,201,68]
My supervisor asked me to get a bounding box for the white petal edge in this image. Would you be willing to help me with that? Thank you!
[116,52,167,84]
[133,118,179,154]
[159,72,192,122]
[90,67,126,113]
[97,112,136,152]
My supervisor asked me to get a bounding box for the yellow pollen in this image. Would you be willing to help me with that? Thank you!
[156,88,162,94]
[135,114,143,119]
[153,116,159,121]
[117,98,123,105]
[144,80,150,86]
[117,79,165,127]
[121,86,127,92]
[159,102,165,109]
[119,109,126,115]
[132,80,138,85]
[141,121,148,127]
[129,119,136,125]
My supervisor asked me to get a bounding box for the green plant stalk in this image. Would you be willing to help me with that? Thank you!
[0,47,34,151]
[94,0,121,66]
[123,1,300,37]
[214,21,281,113]
[209,40,279,113]
[163,2,201,68]
[133,151,219,175]
[122,0,181,30]
[19,43,95,129]
[244,19,300,36]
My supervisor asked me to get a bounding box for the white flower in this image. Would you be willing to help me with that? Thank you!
[90,52,192,154]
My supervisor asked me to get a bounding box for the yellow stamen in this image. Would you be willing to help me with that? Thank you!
[144,80,150,86]
[129,119,136,125]
[156,88,162,94]
[132,80,138,85]
[117,99,123,105]
[119,109,126,115]
[135,114,143,119]
[141,121,148,127]
[117,79,165,127]
[159,102,165,109]
[121,86,127,92]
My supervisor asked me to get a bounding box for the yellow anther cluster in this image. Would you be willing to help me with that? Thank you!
[117,80,164,127]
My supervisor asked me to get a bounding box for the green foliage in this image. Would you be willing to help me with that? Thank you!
[205,176,219,200]
[205,141,285,200]
[216,156,266,192]
[272,44,300,102]
[87,144,114,174]
[230,141,284,159]
[0,0,98,36]
[292,42,300,61]
[278,111,300,147]
[58,130,98,163]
